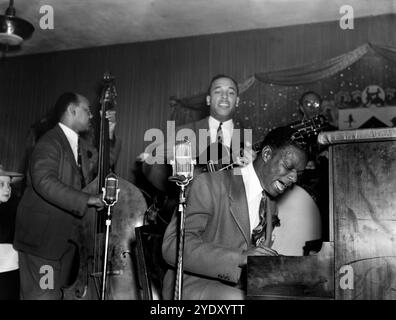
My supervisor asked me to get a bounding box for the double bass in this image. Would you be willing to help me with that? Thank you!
[63,73,147,300]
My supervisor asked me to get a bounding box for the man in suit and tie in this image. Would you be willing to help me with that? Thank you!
[162,126,308,299]
[142,74,250,193]
[14,92,119,299]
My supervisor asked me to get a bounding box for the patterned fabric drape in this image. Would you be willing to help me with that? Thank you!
[173,43,396,141]
[254,44,369,85]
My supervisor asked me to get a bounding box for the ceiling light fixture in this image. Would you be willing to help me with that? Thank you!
[0,0,34,46]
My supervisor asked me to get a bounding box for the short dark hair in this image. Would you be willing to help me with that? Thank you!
[262,126,308,155]
[299,91,322,106]
[207,74,239,95]
[53,92,80,122]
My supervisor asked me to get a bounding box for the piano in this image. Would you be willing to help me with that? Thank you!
[247,128,396,300]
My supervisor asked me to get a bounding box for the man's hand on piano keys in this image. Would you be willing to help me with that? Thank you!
[239,245,278,267]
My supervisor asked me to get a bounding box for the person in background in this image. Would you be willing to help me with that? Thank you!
[0,165,23,300]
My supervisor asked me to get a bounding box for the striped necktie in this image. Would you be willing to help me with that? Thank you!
[251,191,280,247]
[216,122,224,144]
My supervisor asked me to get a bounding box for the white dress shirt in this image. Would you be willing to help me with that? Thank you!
[208,116,234,148]
[240,163,262,235]
[58,122,79,164]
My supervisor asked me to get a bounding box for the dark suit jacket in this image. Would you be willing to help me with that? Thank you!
[161,168,251,299]
[14,124,120,260]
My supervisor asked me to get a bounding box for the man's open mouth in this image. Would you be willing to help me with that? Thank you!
[274,180,286,193]
[218,101,230,108]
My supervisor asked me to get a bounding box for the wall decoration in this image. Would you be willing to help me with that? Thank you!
[171,43,396,140]
[361,85,385,107]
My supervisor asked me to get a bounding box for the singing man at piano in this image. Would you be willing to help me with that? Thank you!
[162,125,308,300]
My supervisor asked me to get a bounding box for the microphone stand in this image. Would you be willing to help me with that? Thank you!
[169,139,195,300]
[168,175,191,300]
[100,187,120,300]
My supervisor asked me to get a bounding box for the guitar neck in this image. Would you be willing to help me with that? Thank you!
[251,116,328,151]
[204,116,328,173]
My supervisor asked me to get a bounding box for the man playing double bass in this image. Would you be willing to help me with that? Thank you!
[14,92,120,300]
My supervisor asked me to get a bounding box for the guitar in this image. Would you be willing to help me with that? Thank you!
[197,115,329,173]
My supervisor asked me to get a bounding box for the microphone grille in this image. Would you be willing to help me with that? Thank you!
[174,140,193,178]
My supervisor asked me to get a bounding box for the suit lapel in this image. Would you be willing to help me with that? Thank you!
[194,117,210,161]
[78,138,90,183]
[194,117,210,132]
[228,169,251,245]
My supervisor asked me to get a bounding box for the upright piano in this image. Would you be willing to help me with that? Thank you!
[247,128,396,300]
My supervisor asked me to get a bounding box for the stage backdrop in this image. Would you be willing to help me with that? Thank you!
[172,43,396,143]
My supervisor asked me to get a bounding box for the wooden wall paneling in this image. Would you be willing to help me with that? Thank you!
[333,141,396,300]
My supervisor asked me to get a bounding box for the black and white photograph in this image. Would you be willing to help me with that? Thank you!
[0,0,396,311]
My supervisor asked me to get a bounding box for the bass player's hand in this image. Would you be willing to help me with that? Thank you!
[87,194,105,210]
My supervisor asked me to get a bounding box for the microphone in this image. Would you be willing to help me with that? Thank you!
[169,139,196,186]
[169,139,196,299]
[102,172,120,206]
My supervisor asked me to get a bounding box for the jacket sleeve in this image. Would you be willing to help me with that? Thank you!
[162,174,244,284]
[30,139,91,217]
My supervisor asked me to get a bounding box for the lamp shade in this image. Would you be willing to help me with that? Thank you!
[0,1,34,46]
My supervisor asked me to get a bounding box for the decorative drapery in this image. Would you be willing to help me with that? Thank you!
[172,43,396,141]
[254,43,369,85]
